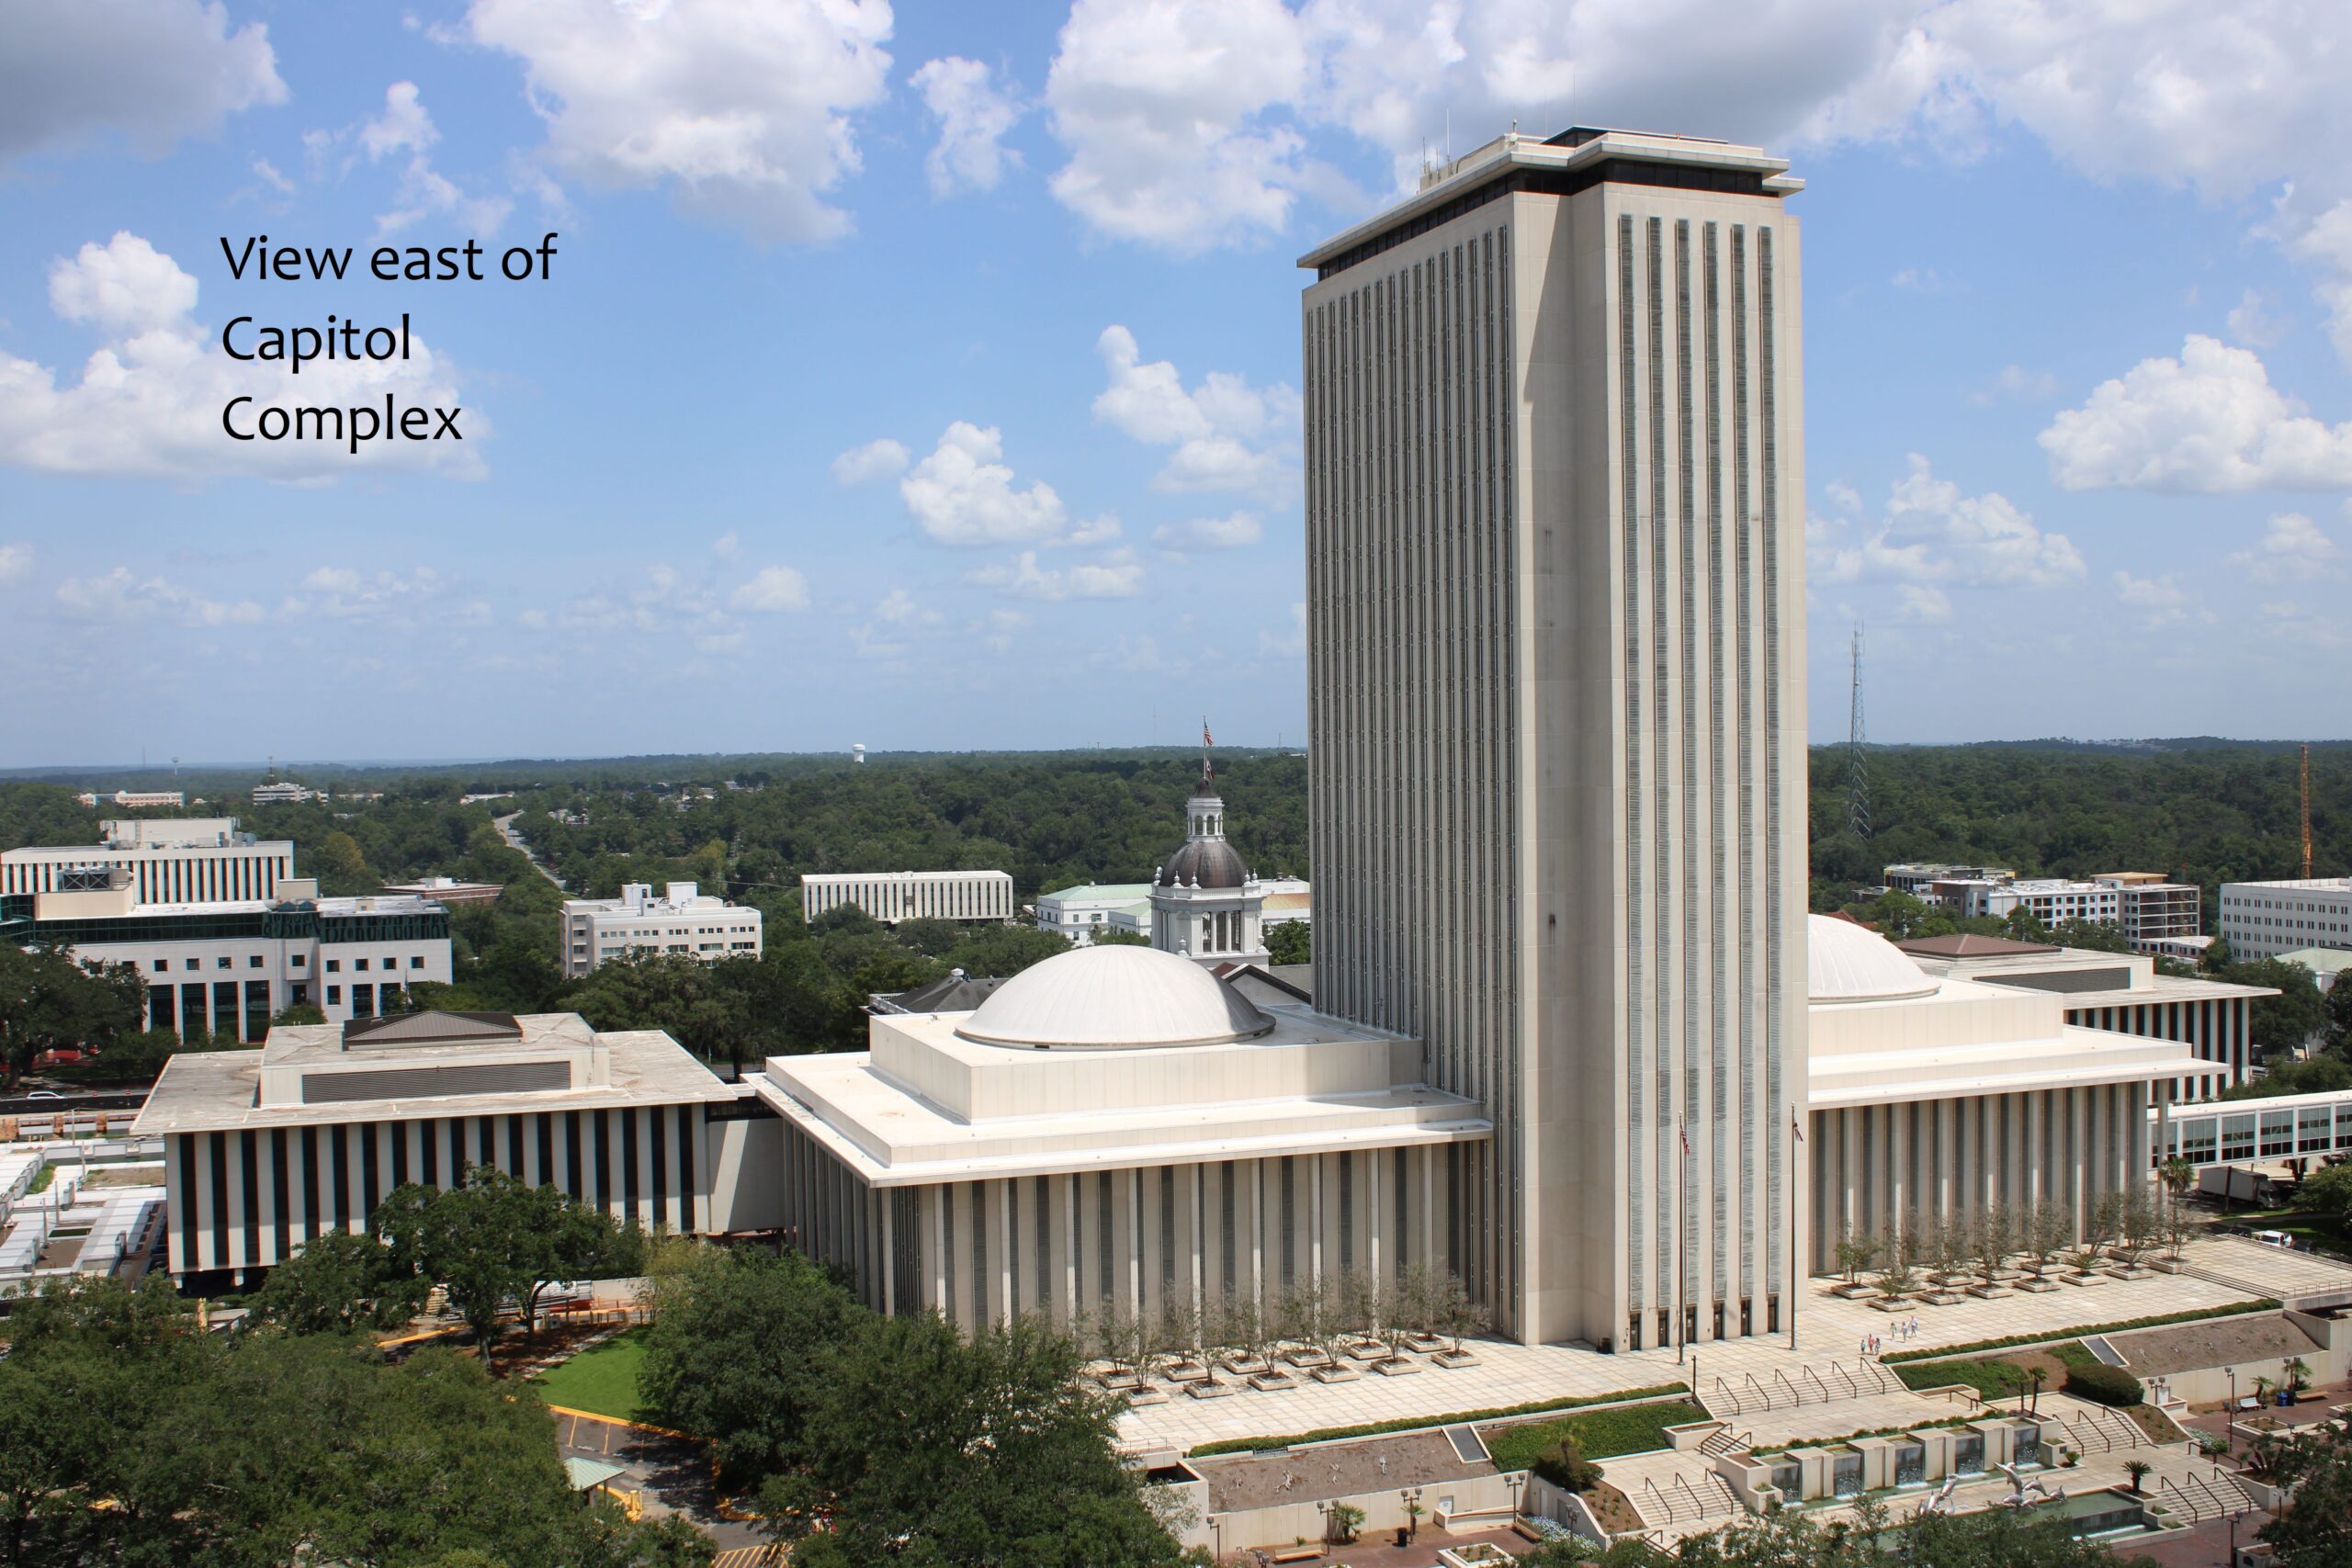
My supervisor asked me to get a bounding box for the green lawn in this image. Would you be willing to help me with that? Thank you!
[1482,1399,1709,1474]
[1891,1357,2023,1401]
[530,1327,650,1422]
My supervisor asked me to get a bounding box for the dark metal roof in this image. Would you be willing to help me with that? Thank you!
[872,970,1010,1015]
[1158,839,1248,889]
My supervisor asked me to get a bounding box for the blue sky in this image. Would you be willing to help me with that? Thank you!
[3,0,2349,766]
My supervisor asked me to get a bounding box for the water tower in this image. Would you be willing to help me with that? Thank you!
[852,743,866,765]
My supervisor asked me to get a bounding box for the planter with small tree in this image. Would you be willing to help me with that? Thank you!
[1432,1273,1490,1368]
[1831,1226,1883,1299]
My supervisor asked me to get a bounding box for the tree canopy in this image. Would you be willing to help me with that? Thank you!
[0,1275,707,1568]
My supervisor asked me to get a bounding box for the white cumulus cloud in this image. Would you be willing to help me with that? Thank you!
[2040,335,2352,493]
[0,232,484,483]
[831,436,910,485]
[900,423,1111,547]
[56,567,263,626]
[1093,324,1299,495]
[1152,512,1263,550]
[911,56,1023,197]
[1896,584,1951,623]
[0,543,31,585]
[1036,1,2352,361]
[731,565,811,612]
[361,80,438,160]
[464,0,894,242]
[967,548,1145,601]
[2226,512,2340,584]
[0,0,286,161]
[1815,455,2084,591]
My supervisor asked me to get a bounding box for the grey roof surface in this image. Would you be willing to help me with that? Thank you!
[133,1014,741,1134]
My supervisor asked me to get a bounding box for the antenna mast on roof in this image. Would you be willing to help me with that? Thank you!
[1847,625,1871,841]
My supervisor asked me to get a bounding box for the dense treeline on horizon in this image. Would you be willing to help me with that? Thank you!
[3,739,2346,1067]
[6,739,2342,902]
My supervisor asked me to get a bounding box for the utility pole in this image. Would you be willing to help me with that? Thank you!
[1847,625,1871,840]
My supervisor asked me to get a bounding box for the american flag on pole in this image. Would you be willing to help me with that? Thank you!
[1203,717,1214,748]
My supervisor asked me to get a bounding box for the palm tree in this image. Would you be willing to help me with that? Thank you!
[2123,1458,2151,1495]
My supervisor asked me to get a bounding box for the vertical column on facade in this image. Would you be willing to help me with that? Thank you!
[1309,1155,1326,1283]
[1887,1102,1908,1235]
[1062,1172,1081,1323]
[2069,1089,2089,1229]
[1124,1169,1144,1317]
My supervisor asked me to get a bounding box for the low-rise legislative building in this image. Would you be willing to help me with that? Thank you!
[3,818,293,903]
[1897,932,2274,1099]
[560,882,763,978]
[131,1010,783,1290]
[799,870,1014,926]
[2219,877,2352,962]
[1,872,452,1035]
[756,943,1489,1328]
[1807,918,2202,1270]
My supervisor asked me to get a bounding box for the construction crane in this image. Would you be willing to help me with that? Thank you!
[2302,742,2314,880]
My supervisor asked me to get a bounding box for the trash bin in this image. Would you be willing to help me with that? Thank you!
[1395,1527,1409,1548]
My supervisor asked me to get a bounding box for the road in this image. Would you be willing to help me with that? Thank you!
[493,812,567,892]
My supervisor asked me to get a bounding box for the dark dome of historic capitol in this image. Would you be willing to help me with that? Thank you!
[1158,837,1248,888]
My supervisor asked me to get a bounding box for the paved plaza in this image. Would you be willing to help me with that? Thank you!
[1117,1236,2343,1455]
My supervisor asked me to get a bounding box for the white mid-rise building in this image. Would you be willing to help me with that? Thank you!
[1035,883,1155,944]
[1883,863,2015,897]
[2219,877,2352,962]
[798,870,1013,926]
[1887,863,2202,953]
[561,883,763,978]
[0,871,451,1037]
[251,781,315,804]
[3,818,294,904]
[74,790,187,808]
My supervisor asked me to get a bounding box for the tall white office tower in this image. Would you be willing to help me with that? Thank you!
[1300,129,1810,1349]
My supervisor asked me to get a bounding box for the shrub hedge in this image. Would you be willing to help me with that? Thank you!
[1183,1382,1690,1458]
[2064,1359,2145,1407]
[1482,1400,1711,1475]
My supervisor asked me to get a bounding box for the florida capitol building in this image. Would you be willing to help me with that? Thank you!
[136,125,2219,1351]
[750,126,2208,1351]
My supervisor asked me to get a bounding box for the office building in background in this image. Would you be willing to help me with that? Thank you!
[798,869,1014,927]
[561,883,763,977]
[1301,128,1811,1348]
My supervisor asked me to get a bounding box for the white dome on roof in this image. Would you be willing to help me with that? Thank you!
[1807,914,1940,1004]
[954,943,1275,1050]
